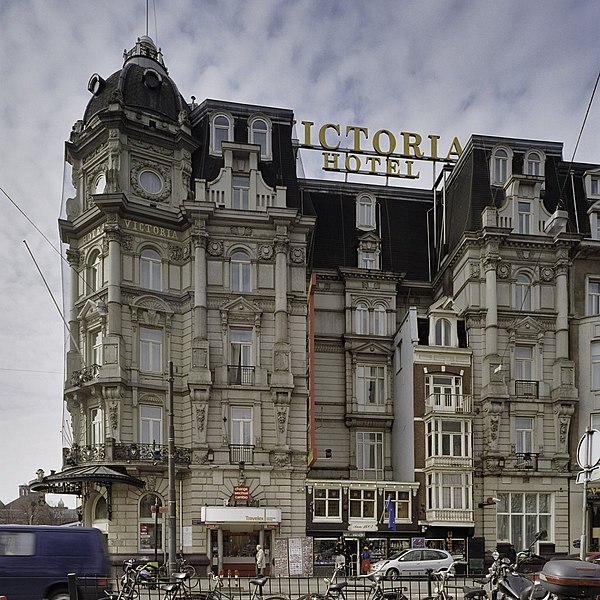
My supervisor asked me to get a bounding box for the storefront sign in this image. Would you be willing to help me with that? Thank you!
[348,522,378,532]
[122,219,179,240]
[200,506,282,524]
[233,486,250,501]
[299,120,462,180]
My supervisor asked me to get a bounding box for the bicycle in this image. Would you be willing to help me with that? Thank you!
[202,573,289,600]
[300,564,348,600]
[421,566,455,600]
[354,570,408,600]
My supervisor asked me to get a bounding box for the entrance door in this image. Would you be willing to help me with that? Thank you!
[344,538,360,577]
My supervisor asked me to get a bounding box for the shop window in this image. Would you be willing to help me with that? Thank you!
[139,493,163,551]
[140,248,162,291]
[496,493,551,550]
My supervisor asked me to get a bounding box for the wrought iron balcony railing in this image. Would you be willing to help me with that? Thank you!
[515,380,539,398]
[63,442,191,466]
[229,444,254,465]
[227,365,255,385]
[425,393,472,414]
[514,452,539,471]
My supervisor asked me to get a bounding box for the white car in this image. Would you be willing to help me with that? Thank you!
[371,548,454,580]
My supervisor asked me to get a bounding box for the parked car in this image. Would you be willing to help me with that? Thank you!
[371,548,454,580]
[0,525,110,600]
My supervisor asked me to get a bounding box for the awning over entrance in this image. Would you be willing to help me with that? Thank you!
[201,506,281,525]
[29,465,145,519]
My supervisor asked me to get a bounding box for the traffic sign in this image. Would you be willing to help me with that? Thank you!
[577,429,600,470]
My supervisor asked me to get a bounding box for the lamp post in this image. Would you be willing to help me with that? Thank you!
[168,361,177,578]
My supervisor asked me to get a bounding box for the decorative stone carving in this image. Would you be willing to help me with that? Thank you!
[66,249,81,268]
[207,240,224,256]
[554,403,574,454]
[470,262,480,278]
[290,247,306,264]
[259,244,274,260]
[230,226,252,237]
[497,262,511,279]
[121,233,133,251]
[130,159,172,202]
[482,399,504,452]
[540,266,555,282]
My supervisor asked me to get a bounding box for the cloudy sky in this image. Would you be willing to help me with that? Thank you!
[1,0,599,506]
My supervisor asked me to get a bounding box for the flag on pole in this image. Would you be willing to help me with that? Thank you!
[386,496,396,531]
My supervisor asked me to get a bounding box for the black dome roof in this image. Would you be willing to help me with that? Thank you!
[83,36,189,124]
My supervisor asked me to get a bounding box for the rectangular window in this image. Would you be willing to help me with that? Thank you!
[356,365,385,405]
[358,251,377,270]
[90,408,104,446]
[592,342,600,390]
[427,419,471,458]
[233,175,250,209]
[140,405,162,445]
[140,327,162,372]
[384,490,411,522]
[517,201,531,234]
[231,406,253,445]
[588,280,600,316]
[515,417,534,453]
[425,375,463,411]
[313,488,342,520]
[356,432,383,478]
[427,472,471,510]
[91,330,103,366]
[0,531,35,556]
[496,493,552,550]
[592,177,600,196]
[349,488,376,519]
[515,345,534,380]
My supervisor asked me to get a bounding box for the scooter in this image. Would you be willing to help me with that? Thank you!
[464,531,549,600]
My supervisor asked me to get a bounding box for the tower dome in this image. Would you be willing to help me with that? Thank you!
[83,36,188,124]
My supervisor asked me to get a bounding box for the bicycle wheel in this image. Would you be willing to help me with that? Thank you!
[182,563,197,578]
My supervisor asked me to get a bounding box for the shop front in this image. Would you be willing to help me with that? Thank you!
[200,506,281,576]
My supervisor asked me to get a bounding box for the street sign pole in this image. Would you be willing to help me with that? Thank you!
[577,427,600,561]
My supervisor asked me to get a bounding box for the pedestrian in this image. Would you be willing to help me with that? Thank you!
[334,538,346,573]
[256,544,266,575]
[361,545,371,574]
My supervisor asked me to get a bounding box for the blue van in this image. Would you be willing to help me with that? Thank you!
[0,525,110,600]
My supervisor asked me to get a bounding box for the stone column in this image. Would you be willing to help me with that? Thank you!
[66,248,81,375]
[274,237,289,344]
[192,228,208,340]
[105,223,122,335]
[484,255,499,358]
[555,260,569,361]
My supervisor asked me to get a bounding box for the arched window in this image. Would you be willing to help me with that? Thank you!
[491,147,511,185]
[373,304,386,336]
[231,251,251,292]
[212,113,232,154]
[524,150,543,176]
[355,302,369,334]
[249,117,271,159]
[515,273,532,310]
[356,194,375,229]
[139,493,163,551]
[87,250,102,293]
[93,173,106,195]
[140,248,162,291]
[434,318,452,346]
[94,496,108,521]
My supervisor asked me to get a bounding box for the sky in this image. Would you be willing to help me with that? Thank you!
[1,0,600,507]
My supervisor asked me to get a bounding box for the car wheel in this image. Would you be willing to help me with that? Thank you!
[48,589,70,600]
[386,568,400,580]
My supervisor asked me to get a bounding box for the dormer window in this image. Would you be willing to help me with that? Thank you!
[491,146,512,185]
[524,150,545,177]
[211,113,233,154]
[434,318,452,346]
[356,194,376,230]
[249,116,272,160]
[357,233,381,270]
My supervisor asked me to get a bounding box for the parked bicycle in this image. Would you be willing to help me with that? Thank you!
[363,571,408,600]
[422,566,455,600]
[201,573,289,600]
[299,564,348,600]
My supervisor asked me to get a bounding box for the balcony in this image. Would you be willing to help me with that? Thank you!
[425,455,473,469]
[425,508,474,525]
[513,452,539,471]
[229,444,254,465]
[71,364,100,387]
[515,380,539,399]
[63,442,191,466]
[227,365,255,385]
[424,393,472,414]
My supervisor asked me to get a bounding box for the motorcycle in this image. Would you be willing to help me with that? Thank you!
[464,531,549,600]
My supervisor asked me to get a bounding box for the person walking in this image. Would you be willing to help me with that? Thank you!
[256,544,266,575]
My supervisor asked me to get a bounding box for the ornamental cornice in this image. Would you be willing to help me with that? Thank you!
[315,340,344,353]
[338,268,405,283]
[129,138,174,157]
[66,248,81,267]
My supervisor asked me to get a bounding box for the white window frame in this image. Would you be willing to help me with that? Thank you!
[90,407,104,446]
[515,345,534,381]
[592,341,600,390]
[434,318,452,346]
[590,212,600,241]
[355,302,369,334]
[231,251,251,292]
[140,404,163,445]
[515,416,534,453]
[515,273,532,310]
[313,487,342,521]
[517,201,532,234]
[588,279,600,315]
[249,116,272,160]
[90,329,103,366]
[232,175,250,209]
[87,250,102,293]
[491,146,512,185]
[496,492,552,549]
[140,327,163,373]
[140,248,162,291]
[356,431,384,478]
[356,194,376,230]
[425,374,463,411]
[358,250,379,270]
[426,419,471,458]
[524,150,544,177]
[231,406,253,446]
[211,113,233,155]
[373,303,386,336]
[384,490,411,523]
[349,487,376,520]
[356,365,385,406]
[427,472,472,510]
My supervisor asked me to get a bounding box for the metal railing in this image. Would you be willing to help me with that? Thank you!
[425,394,472,414]
[229,444,255,464]
[228,365,255,385]
[514,380,539,398]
